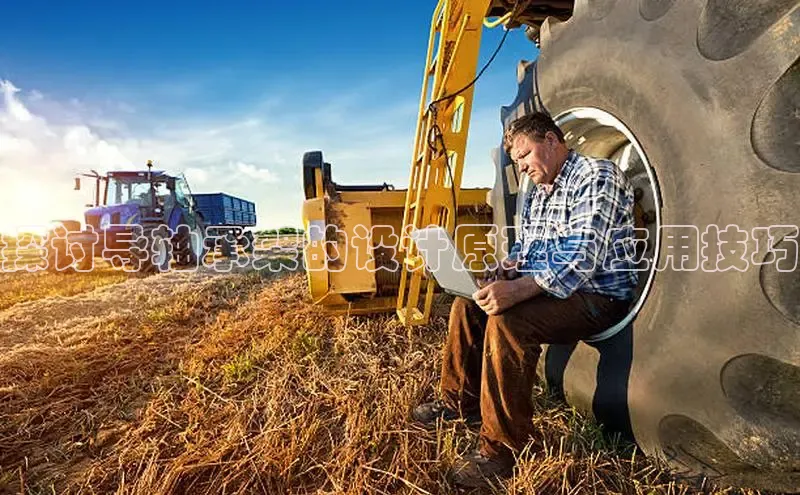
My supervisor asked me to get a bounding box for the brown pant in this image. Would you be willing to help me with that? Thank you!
[440,292,630,458]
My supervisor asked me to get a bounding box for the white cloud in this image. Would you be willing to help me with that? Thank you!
[184,167,209,185]
[0,79,407,231]
[271,151,287,165]
[0,81,33,122]
[231,161,278,183]
[28,90,44,102]
[0,134,36,157]
[0,77,503,234]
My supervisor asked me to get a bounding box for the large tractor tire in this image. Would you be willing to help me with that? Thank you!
[174,216,208,267]
[132,226,172,274]
[514,1,799,491]
[241,230,255,255]
[220,233,235,258]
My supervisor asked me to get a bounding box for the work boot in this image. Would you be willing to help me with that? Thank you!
[411,400,480,427]
[452,449,515,488]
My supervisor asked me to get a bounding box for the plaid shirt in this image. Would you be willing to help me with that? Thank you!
[508,149,639,300]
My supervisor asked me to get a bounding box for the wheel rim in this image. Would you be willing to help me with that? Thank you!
[153,237,168,268]
[516,107,662,341]
[191,227,204,258]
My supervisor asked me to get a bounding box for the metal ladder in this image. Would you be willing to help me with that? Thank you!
[396,0,494,326]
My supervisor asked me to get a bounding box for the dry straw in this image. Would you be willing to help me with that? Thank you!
[0,270,766,494]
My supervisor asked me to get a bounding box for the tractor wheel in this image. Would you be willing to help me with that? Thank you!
[220,233,235,258]
[242,231,255,255]
[174,217,207,267]
[528,1,799,491]
[132,227,172,274]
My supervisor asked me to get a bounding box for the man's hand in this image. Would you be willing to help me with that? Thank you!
[497,258,520,281]
[473,280,519,315]
[477,258,521,287]
[473,277,543,316]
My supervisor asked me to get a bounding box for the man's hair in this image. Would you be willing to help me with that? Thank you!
[503,112,566,153]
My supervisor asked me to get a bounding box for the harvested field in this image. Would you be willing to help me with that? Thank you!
[0,266,131,312]
[0,265,765,494]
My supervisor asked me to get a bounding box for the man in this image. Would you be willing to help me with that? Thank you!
[412,111,639,487]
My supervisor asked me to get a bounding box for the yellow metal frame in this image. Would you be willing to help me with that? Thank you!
[302,181,492,316]
[302,169,330,304]
[300,0,517,321]
[397,0,495,326]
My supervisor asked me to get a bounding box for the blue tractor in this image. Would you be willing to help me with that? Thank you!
[47,161,208,273]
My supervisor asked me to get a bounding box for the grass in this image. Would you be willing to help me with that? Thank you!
[0,269,274,493]
[0,271,770,494]
[0,238,130,312]
[0,263,131,312]
[0,240,298,314]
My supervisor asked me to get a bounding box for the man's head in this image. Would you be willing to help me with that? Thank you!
[504,112,570,185]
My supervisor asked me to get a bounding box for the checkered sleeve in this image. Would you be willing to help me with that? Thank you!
[506,189,529,264]
[507,239,522,262]
[531,165,633,298]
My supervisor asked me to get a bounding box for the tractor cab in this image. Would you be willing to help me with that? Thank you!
[107,170,169,207]
[75,162,198,232]
[102,170,173,225]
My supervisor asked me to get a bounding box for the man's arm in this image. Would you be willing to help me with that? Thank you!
[474,163,633,313]
[508,239,521,259]
[524,164,634,299]
[473,276,542,316]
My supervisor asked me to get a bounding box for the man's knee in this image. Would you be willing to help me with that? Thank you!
[486,310,541,344]
[486,313,511,340]
[485,312,543,365]
[450,296,476,318]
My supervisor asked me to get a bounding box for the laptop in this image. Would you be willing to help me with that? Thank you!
[409,226,481,299]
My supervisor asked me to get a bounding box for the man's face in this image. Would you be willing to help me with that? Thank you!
[510,132,560,185]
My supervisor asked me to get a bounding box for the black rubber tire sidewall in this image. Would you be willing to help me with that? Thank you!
[536,1,800,489]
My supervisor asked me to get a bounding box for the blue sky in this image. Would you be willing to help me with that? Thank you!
[0,1,538,231]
